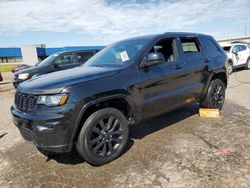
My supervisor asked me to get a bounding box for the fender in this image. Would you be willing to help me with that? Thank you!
[69,94,136,147]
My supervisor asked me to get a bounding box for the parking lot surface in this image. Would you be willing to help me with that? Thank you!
[0,70,250,188]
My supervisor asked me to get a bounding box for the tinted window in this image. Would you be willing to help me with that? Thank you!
[54,53,74,66]
[239,45,247,51]
[180,38,200,53]
[202,37,219,55]
[223,46,231,53]
[76,51,94,64]
[232,45,240,53]
[149,38,176,62]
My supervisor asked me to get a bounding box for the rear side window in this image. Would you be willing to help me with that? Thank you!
[76,51,94,64]
[239,45,247,51]
[201,37,220,55]
[180,38,200,53]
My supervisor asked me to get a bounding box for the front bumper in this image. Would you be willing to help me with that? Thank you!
[12,77,24,88]
[11,103,77,153]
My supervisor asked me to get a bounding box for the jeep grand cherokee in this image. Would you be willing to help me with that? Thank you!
[11,32,228,165]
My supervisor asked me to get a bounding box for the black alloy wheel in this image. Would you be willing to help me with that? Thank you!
[200,79,226,110]
[89,116,124,157]
[210,81,225,109]
[77,108,129,166]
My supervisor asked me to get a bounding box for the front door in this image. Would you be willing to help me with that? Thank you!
[137,38,190,119]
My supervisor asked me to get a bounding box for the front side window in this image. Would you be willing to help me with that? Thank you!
[54,53,74,66]
[180,38,200,53]
[84,39,150,67]
[149,38,176,62]
[232,45,240,53]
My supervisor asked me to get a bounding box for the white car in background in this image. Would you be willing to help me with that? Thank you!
[222,42,250,74]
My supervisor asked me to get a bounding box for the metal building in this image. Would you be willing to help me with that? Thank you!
[0,44,104,65]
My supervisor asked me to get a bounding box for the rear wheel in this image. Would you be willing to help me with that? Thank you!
[227,62,233,74]
[245,59,250,70]
[77,108,129,166]
[200,79,226,110]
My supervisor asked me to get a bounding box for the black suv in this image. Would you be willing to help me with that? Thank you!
[13,50,100,88]
[11,32,228,165]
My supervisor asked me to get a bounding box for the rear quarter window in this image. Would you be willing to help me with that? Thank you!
[201,37,220,55]
[180,38,201,53]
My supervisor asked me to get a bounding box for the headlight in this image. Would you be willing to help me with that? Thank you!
[18,73,29,80]
[37,94,69,106]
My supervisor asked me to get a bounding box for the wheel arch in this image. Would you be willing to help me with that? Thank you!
[201,70,228,99]
[71,95,135,144]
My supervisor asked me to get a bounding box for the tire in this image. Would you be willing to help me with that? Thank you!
[245,58,250,70]
[77,107,129,166]
[227,62,233,74]
[200,79,226,110]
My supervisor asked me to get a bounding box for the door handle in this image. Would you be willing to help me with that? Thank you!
[204,59,210,63]
[173,65,183,69]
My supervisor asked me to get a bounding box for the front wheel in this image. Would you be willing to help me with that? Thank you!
[200,79,226,110]
[76,108,129,166]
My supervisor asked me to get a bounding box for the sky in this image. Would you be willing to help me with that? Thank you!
[0,0,250,47]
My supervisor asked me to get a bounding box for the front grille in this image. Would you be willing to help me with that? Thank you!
[15,92,37,112]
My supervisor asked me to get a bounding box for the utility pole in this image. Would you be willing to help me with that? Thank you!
[245,26,247,36]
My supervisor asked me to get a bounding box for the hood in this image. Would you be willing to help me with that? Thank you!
[18,66,120,94]
[15,65,43,76]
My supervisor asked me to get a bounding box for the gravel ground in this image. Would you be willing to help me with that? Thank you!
[0,69,250,188]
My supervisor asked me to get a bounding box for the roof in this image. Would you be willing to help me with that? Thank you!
[221,42,248,47]
[0,46,104,58]
[119,32,210,42]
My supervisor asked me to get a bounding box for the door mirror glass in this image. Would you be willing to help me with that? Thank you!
[141,52,165,68]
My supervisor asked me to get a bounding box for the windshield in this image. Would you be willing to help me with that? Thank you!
[84,39,150,67]
[36,53,59,67]
[222,46,231,53]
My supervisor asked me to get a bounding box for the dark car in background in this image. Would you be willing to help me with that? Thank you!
[11,64,30,73]
[13,50,100,88]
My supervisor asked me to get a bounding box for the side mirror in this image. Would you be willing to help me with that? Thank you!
[140,52,165,68]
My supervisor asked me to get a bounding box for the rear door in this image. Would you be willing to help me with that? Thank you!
[237,45,249,65]
[176,36,207,101]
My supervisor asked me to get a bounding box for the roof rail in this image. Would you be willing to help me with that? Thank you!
[230,41,247,44]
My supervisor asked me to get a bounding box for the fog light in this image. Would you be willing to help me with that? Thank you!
[36,125,55,133]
